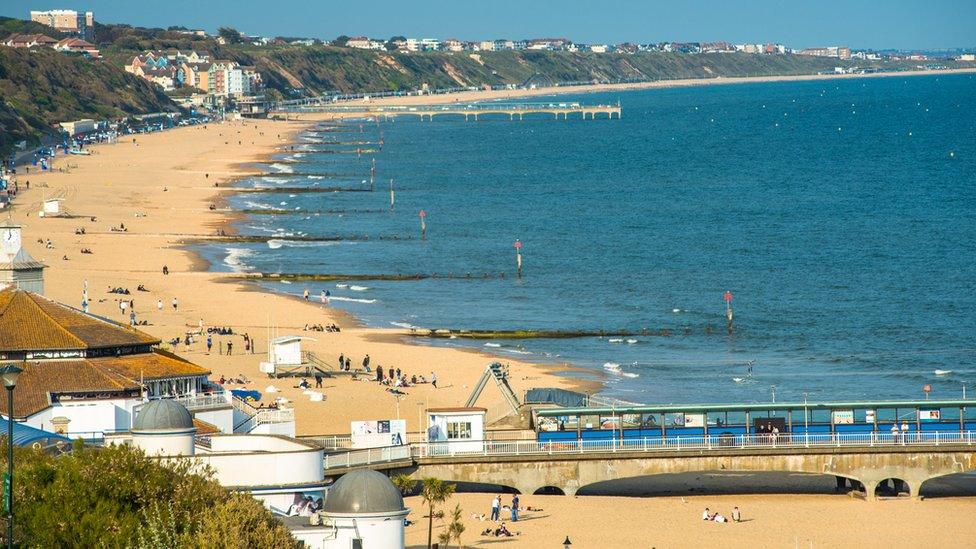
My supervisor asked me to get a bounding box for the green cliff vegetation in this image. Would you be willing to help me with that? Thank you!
[1,440,297,548]
[0,45,176,154]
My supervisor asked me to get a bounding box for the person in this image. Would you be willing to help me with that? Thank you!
[510,494,519,522]
[339,353,345,370]
[157,299,162,310]
[900,421,909,442]
[431,372,438,389]
[303,289,309,301]
[702,508,711,521]
[714,513,727,523]
[891,423,899,443]
[119,300,128,315]
[490,495,501,522]
[731,506,741,522]
[376,365,384,382]
[162,265,169,275]
[199,318,204,332]
[315,374,323,388]
[226,341,233,355]
[206,335,213,354]
[363,354,370,371]
[172,297,178,310]
[346,357,352,371]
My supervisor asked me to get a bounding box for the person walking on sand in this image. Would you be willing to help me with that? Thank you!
[315,374,323,388]
[226,341,233,355]
[376,365,384,383]
[303,289,309,301]
[431,372,438,389]
[510,494,519,522]
[339,353,345,370]
[490,495,501,522]
[172,297,178,311]
[157,299,162,311]
[363,354,370,371]
[206,335,213,354]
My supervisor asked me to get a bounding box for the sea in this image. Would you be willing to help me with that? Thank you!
[195,72,976,406]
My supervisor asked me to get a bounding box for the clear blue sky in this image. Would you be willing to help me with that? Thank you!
[4,0,975,50]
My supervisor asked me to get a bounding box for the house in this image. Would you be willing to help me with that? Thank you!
[2,33,58,48]
[0,287,211,438]
[53,37,99,57]
[405,38,421,52]
[420,38,441,51]
[589,44,609,53]
[442,38,464,52]
[346,36,384,50]
[478,40,495,52]
[426,407,486,453]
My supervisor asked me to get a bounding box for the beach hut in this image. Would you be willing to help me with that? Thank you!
[40,198,63,217]
[426,407,486,453]
[259,336,328,378]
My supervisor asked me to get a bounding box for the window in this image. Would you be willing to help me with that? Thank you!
[446,421,472,440]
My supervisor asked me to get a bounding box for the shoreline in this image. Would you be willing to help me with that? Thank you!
[282,67,976,116]
[6,118,598,436]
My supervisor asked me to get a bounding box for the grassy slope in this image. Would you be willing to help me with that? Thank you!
[0,47,176,153]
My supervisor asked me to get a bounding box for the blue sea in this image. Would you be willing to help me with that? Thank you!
[197,73,976,405]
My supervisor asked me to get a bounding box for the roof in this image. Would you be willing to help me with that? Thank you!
[3,33,58,46]
[272,335,314,344]
[427,407,487,414]
[0,353,209,419]
[534,399,976,417]
[6,248,45,271]
[0,418,70,447]
[192,417,220,435]
[0,288,159,352]
[56,37,96,48]
[133,399,194,431]
[323,469,405,514]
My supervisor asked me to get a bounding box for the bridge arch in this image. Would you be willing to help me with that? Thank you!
[918,473,976,498]
[533,486,566,496]
[574,471,859,498]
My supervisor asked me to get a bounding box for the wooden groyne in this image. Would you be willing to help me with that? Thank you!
[192,234,414,244]
[231,270,518,282]
[235,187,371,194]
[239,208,388,215]
[407,329,659,340]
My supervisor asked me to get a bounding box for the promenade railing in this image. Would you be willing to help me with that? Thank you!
[322,445,412,470]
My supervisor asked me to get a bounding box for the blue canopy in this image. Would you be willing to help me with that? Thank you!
[230,389,261,402]
[0,419,71,447]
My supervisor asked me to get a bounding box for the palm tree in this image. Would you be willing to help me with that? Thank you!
[391,473,415,496]
[421,477,456,549]
[437,505,465,549]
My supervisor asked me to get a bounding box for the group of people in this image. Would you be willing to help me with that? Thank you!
[702,506,742,524]
[303,323,340,332]
[217,374,250,385]
[108,286,131,295]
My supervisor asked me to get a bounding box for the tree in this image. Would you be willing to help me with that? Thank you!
[386,36,407,51]
[391,473,415,495]
[0,440,298,548]
[218,27,244,44]
[438,504,465,549]
[421,477,456,549]
[333,35,350,47]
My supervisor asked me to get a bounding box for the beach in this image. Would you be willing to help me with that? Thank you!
[403,492,976,548]
[5,117,595,437]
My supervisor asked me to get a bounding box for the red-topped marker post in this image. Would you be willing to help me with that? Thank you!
[514,239,523,278]
[419,209,427,240]
[724,290,734,334]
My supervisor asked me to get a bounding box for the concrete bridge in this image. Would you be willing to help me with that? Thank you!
[271,101,621,121]
[322,433,976,499]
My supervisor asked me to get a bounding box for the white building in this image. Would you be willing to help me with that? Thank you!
[114,399,325,513]
[426,407,486,453]
[405,38,421,52]
[288,469,408,549]
[589,44,609,53]
[0,220,45,294]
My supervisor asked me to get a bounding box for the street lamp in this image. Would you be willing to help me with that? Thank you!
[0,363,22,549]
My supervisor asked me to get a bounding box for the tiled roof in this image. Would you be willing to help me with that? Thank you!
[0,353,210,419]
[193,418,220,435]
[0,288,159,352]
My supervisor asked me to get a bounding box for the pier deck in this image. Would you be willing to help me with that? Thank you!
[271,101,621,120]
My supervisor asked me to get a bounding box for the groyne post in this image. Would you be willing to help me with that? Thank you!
[724,290,734,334]
[514,239,523,278]
[419,209,427,240]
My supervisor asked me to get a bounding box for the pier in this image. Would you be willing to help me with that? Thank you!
[271,101,622,121]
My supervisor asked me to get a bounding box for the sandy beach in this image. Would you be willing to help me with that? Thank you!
[403,492,976,548]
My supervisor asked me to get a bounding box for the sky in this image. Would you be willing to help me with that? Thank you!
[4,0,975,51]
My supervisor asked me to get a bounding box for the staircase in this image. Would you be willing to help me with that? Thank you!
[465,362,520,416]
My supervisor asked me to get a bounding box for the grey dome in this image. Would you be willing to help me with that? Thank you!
[133,399,194,431]
[323,469,405,514]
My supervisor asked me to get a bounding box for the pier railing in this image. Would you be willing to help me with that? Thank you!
[321,431,976,471]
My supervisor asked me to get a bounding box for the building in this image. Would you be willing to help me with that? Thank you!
[0,287,211,437]
[798,46,851,60]
[478,40,495,52]
[288,469,408,549]
[111,399,325,514]
[426,407,486,453]
[30,9,94,41]
[1,33,58,48]
[0,221,45,294]
[589,44,609,53]
[346,36,384,50]
[53,37,99,57]
[442,38,464,52]
[958,53,975,61]
[420,38,441,51]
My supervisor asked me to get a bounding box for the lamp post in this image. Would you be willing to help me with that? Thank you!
[0,364,22,549]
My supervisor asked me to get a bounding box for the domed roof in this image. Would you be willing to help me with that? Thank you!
[132,399,194,431]
[323,469,405,514]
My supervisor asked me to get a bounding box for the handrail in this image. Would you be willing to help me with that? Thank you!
[321,431,976,470]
